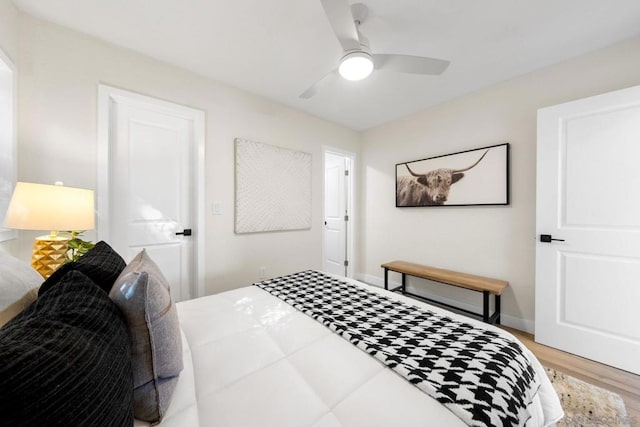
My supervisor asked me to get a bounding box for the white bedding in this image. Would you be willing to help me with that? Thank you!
[136,273,563,427]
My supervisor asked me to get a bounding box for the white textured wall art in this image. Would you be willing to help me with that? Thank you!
[235,138,312,233]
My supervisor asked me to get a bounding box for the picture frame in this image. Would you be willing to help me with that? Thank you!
[396,143,509,207]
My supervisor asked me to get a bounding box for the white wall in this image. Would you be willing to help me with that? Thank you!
[0,0,18,62]
[358,36,640,332]
[16,14,360,293]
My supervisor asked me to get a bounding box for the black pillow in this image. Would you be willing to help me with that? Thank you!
[0,270,133,426]
[39,240,126,296]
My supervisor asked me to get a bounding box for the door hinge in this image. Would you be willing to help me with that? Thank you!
[344,214,349,221]
[344,170,349,176]
[344,260,349,267]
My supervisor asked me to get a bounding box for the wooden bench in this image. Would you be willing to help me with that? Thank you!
[381,260,508,324]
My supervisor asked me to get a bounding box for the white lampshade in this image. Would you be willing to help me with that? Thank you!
[338,51,374,81]
[4,182,95,231]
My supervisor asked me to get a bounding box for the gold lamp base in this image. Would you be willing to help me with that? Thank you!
[31,235,70,279]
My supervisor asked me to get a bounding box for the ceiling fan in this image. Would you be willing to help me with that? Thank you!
[300,0,450,99]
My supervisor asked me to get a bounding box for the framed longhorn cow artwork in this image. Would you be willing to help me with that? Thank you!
[396,143,509,207]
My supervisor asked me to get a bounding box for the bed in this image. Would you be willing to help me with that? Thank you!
[0,246,563,426]
[139,270,563,427]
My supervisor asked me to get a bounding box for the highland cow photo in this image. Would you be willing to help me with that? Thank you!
[396,143,509,207]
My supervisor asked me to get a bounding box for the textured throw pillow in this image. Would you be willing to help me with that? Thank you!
[109,250,183,424]
[39,240,126,296]
[0,251,43,310]
[0,270,133,426]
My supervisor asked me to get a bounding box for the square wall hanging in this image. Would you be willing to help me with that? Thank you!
[235,138,312,233]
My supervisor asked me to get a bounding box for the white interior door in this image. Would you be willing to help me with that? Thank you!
[536,84,640,374]
[323,152,349,276]
[98,86,205,303]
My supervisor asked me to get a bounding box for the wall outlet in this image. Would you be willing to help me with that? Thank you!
[258,266,267,280]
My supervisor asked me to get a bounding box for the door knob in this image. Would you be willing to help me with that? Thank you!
[176,229,192,236]
[540,234,564,243]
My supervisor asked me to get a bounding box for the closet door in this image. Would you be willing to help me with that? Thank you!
[536,84,640,374]
[98,85,205,302]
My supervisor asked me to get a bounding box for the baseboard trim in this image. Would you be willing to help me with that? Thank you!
[356,273,534,334]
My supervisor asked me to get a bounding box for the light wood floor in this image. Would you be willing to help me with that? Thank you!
[503,327,640,426]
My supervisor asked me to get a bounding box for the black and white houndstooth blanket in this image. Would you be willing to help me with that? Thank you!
[256,270,540,427]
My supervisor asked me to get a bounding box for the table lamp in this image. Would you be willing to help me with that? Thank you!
[3,181,95,278]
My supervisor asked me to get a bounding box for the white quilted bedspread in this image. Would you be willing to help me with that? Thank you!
[135,274,563,427]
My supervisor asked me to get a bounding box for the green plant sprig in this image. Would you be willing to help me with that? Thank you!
[64,231,95,262]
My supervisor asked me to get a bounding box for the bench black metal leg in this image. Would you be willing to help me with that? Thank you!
[495,295,501,325]
[482,291,489,323]
[401,273,406,294]
[384,268,389,290]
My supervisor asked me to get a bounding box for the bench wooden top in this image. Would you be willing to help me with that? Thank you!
[381,260,508,295]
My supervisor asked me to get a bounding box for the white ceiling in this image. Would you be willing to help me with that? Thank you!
[12,0,640,131]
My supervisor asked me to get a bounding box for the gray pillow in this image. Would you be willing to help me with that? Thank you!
[0,251,43,326]
[0,288,38,328]
[109,250,183,424]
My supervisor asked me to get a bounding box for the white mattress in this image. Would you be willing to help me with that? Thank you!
[136,273,563,427]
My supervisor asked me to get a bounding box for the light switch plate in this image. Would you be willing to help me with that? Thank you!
[212,202,223,215]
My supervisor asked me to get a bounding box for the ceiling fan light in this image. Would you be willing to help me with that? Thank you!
[339,51,374,81]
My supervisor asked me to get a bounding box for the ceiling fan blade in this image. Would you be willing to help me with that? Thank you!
[299,70,338,99]
[320,0,360,51]
[373,54,450,75]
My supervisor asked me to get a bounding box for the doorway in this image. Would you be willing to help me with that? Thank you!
[323,148,354,277]
[97,85,205,302]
